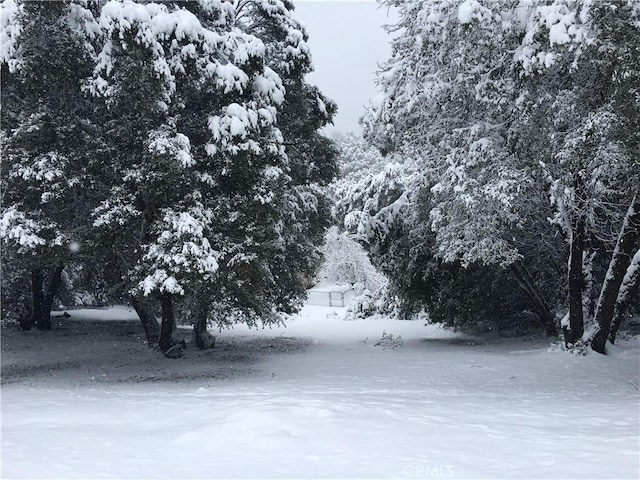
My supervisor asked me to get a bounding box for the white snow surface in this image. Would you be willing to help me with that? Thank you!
[2,304,639,479]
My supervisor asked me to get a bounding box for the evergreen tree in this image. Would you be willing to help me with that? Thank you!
[359,0,556,333]
[360,0,640,345]
[86,0,337,352]
[1,0,100,329]
[513,0,640,349]
[233,0,339,314]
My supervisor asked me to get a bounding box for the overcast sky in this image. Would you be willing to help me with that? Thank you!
[292,0,397,136]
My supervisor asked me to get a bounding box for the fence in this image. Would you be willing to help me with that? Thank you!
[306,284,355,307]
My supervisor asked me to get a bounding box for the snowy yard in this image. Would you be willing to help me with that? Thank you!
[2,305,639,479]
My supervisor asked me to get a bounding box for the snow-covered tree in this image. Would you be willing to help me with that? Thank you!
[365,0,526,266]
[609,248,640,344]
[85,0,286,350]
[316,227,387,294]
[358,0,558,333]
[83,0,336,352]
[1,0,101,329]
[233,0,339,315]
[360,0,639,345]
[333,133,389,185]
[513,0,640,350]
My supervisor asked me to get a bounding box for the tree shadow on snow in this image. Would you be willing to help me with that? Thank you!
[0,317,311,386]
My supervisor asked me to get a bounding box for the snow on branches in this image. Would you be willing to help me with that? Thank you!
[0,0,22,71]
[90,1,271,100]
[514,0,597,74]
[0,207,47,252]
[363,0,524,267]
[138,208,220,296]
[358,0,639,346]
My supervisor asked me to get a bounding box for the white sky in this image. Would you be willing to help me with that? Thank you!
[292,0,397,136]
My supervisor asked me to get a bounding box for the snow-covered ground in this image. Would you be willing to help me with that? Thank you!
[2,304,639,479]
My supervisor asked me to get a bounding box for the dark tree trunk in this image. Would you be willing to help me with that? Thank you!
[18,311,33,331]
[509,261,557,336]
[131,295,160,347]
[27,268,44,330]
[193,299,215,350]
[38,264,64,330]
[592,196,640,354]
[565,219,586,345]
[609,253,639,344]
[159,292,176,353]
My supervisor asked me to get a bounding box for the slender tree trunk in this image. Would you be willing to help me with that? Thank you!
[609,249,640,344]
[159,292,176,353]
[592,196,640,354]
[38,264,64,330]
[582,249,597,322]
[193,298,215,350]
[27,268,44,330]
[193,314,208,350]
[565,219,586,345]
[509,261,557,336]
[131,295,160,347]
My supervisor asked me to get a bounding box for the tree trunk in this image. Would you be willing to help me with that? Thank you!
[193,299,216,350]
[27,268,44,330]
[38,264,64,330]
[609,249,640,344]
[582,249,597,322]
[565,219,586,345]
[509,261,557,336]
[591,196,640,354]
[159,292,176,353]
[131,295,160,347]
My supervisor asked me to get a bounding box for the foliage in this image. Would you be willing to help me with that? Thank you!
[1,0,337,337]
[1,0,101,327]
[316,227,386,294]
[353,0,639,344]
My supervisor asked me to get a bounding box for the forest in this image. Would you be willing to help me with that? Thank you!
[1,0,638,358]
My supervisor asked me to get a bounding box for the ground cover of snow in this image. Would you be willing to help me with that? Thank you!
[2,304,639,479]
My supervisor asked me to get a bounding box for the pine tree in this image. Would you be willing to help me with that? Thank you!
[86,0,337,352]
[1,0,100,330]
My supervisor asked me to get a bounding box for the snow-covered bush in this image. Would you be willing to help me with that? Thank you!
[374,331,403,350]
[345,286,393,321]
[549,340,591,357]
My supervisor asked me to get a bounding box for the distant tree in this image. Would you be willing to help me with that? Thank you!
[333,133,389,185]
[316,227,387,294]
